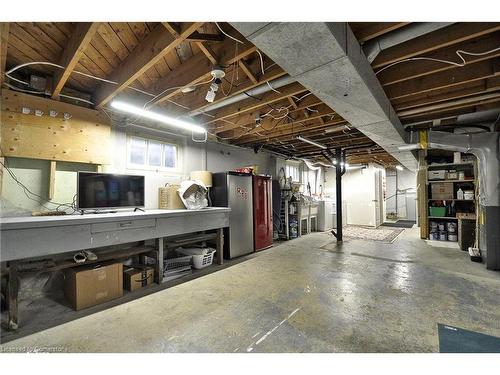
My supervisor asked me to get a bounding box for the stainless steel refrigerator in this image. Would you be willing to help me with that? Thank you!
[210,172,254,259]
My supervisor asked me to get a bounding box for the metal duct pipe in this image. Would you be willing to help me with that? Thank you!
[190,75,295,116]
[427,130,500,270]
[363,22,454,63]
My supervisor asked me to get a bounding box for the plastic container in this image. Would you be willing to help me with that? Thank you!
[429,207,447,217]
[447,222,457,233]
[438,222,446,231]
[439,231,448,241]
[177,247,216,269]
[430,232,439,240]
[164,255,192,271]
[448,233,458,241]
[464,190,474,200]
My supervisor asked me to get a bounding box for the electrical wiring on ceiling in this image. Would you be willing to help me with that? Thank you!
[375,46,500,75]
[4,61,194,110]
[215,22,244,44]
[142,76,214,109]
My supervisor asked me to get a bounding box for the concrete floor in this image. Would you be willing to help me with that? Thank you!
[1,228,500,352]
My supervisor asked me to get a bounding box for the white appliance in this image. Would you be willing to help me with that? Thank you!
[318,200,347,231]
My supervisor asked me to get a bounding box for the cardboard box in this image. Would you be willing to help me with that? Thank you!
[123,266,154,291]
[428,170,446,180]
[431,182,453,200]
[64,262,123,311]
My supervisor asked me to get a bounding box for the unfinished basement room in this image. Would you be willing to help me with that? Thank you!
[1,1,500,372]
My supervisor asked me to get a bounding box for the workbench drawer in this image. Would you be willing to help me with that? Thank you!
[90,219,156,234]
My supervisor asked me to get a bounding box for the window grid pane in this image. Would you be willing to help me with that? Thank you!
[163,144,177,168]
[130,138,146,165]
[147,141,162,167]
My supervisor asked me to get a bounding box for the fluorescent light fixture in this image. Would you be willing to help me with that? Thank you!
[296,135,327,149]
[111,100,206,134]
[397,143,421,151]
[396,165,404,171]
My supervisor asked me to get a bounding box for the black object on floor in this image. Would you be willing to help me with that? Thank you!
[380,220,416,228]
[438,323,500,353]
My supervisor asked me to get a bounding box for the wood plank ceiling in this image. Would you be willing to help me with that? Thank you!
[2,22,499,167]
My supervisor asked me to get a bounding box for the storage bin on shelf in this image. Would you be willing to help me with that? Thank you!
[164,255,192,271]
[429,207,447,217]
[177,247,216,269]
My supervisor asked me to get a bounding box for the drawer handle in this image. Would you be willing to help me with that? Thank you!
[119,221,133,227]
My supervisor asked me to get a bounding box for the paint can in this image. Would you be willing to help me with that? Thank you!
[447,222,457,233]
[438,223,446,231]
[448,233,458,242]
[439,231,448,241]
[430,232,439,241]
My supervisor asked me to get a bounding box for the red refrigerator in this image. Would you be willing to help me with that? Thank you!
[253,175,273,251]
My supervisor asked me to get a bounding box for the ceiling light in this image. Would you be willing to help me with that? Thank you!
[111,101,206,134]
[396,165,404,171]
[296,135,327,149]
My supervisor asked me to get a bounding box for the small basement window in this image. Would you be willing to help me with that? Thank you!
[128,136,179,171]
[285,162,300,182]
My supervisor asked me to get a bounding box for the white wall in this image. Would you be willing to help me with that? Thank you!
[0,124,277,215]
[385,168,417,220]
[323,164,386,227]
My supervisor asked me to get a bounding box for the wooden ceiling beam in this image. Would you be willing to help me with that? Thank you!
[372,22,500,69]
[0,22,9,87]
[351,22,410,43]
[93,22,203,108]
[156,63,286,116]
[243,105,334,137]
[386,58,500,100]
[398,92,500,118]
[186,32,224,43]
[210,96,325,134]
[51,22,100,99]
[150,32,256,107]
[204,82,307,125]
[378,32,500,86]
[238,59,257,84]
[196,41,218,65]
[234,119,348,146]
[393,76,500,110]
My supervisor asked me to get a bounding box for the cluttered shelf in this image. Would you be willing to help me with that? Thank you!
[427,179,476,184]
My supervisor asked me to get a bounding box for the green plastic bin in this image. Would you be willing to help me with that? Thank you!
[429,207,447,217]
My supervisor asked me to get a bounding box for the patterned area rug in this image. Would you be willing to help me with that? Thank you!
[342,225,405,243]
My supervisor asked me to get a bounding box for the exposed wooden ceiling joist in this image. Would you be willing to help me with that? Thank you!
[149,32,257,107]
[350,22,410,43]
[211,95,324,134]
[51,22,100,98]
[0,23,10,86]
[204,82,307,124]
[378,32,500,86]
[393,76,500,111]
[372,22,500,69]
[385,58,500,100]
[93,22,203,108]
